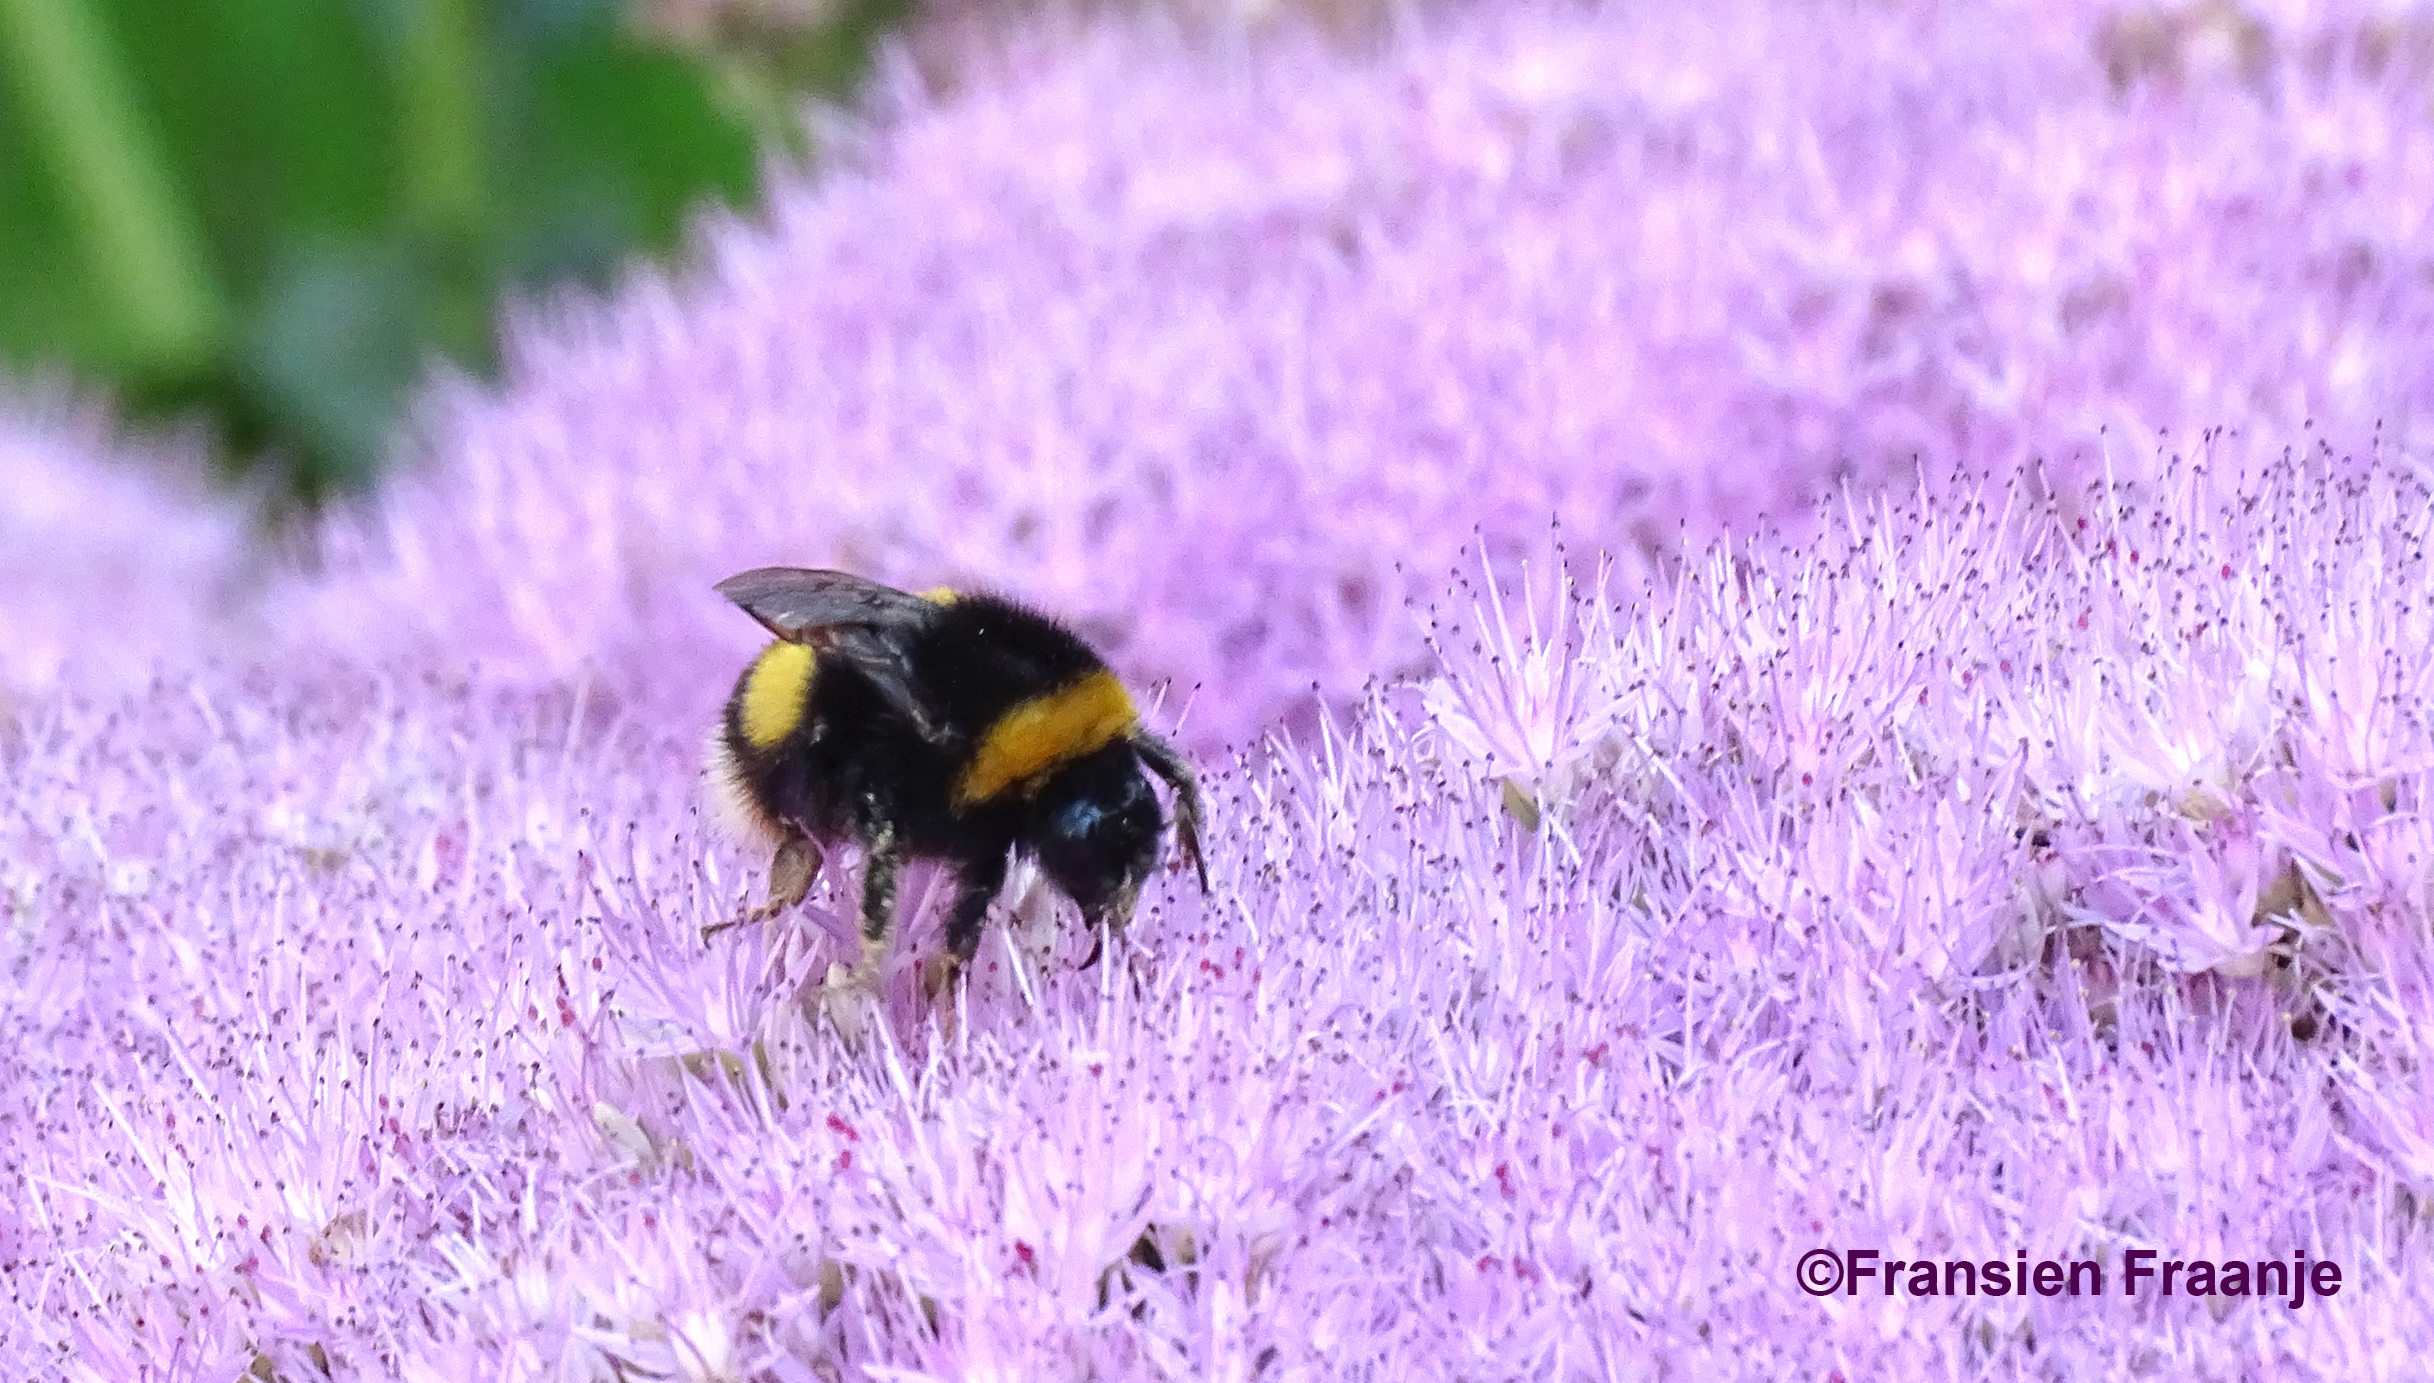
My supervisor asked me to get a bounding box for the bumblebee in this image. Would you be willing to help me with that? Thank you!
[702,567,1208,989]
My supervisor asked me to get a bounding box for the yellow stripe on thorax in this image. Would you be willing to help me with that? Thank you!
[954,669,1137,808]
[739,642,816,748]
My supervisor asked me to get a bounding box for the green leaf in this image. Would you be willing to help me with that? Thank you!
[0,0,851,509]
[0,0,230,377]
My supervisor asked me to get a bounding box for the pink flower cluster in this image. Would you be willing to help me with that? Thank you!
[295,0,2434,750]
[0,381,257,700]
[9,0,2434,1375]
[11,447,2434,1377]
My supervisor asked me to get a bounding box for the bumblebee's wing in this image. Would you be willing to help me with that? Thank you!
[716,567,946,739]
[715,567,938,639]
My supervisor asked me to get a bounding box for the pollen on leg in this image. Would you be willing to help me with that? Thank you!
[766,836,821,912]
[702,836,824,942]
[921,953,963,999]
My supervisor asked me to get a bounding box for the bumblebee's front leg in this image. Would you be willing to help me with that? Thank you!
[845,820,901,986]
[1077,878,1144,971]
[922,850,1009,999]
[703,835,823,943]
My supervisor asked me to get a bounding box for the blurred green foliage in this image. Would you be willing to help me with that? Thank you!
[0,0,903,510]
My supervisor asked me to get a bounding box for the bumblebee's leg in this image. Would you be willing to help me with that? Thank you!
[942,852,1009,967]
[847,821,901,985]
[703,836,823,943]
[1078,914,1117,971]
[1076,876,1147,971]
[1135,733,1210,894]
[923,851,1009,998]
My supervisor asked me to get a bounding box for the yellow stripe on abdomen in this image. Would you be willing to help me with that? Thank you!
[739,642,817,748]
[954,669,1137,808]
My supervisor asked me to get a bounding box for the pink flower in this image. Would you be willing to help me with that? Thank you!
[293,0,2434,753]
[19,447,2434,1374]
[16,2,2434,1374]
[0,380,256,698]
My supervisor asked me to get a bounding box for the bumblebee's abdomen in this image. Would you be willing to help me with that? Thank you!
[712,641,862,840]
[712,638,977,847]
[737,641,817,748]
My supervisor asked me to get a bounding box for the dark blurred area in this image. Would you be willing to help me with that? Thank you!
[0,0,908,514]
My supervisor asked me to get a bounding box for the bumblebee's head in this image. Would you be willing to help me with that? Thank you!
[1030,742,1164,931]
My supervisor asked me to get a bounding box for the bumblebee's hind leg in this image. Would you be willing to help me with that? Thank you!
[922,851,1009,999]
[703,836,824,943]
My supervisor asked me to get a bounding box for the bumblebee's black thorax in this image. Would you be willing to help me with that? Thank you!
[908,594,1109,737]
